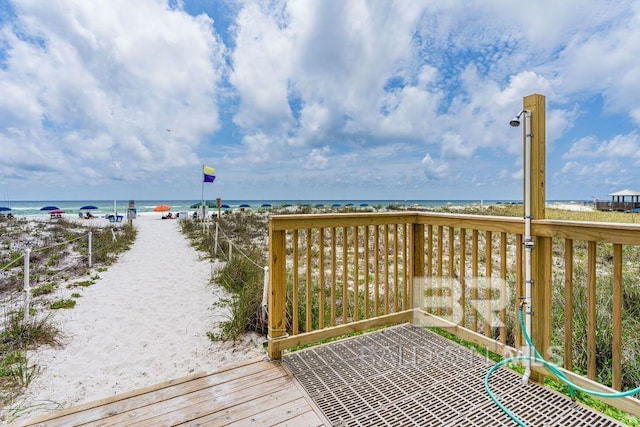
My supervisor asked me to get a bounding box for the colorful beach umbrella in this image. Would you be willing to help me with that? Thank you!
[153,205,171,212]
[80,205,98,210]
[190,201,216,208]
[0,207,11,212]
[40,206,59,211]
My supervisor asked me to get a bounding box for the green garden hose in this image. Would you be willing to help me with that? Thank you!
[484,307,640,426]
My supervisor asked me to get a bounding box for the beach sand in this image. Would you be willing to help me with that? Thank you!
[8,214,264,422]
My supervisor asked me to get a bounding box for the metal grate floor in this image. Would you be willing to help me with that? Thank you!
[283,324,622,426]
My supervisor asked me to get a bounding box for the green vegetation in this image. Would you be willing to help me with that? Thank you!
[31,282,58,297]
[0,219,138,409]
[181,214,267,341]
[50,299,76,309]
[0,312,59,404]
[67,279,95,288]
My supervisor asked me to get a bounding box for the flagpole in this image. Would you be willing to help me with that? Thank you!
[201,165,205,233]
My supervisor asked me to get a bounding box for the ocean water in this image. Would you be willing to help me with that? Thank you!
[0,199,589,218]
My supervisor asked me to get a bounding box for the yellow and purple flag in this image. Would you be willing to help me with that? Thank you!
[203,165,215,183]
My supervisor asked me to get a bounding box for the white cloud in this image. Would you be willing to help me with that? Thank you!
[301,146,329,170]
[421,152,449,180]
[2,0,640,200]
[564,133,640,161]
[0,0,224,187]
[240,132,274,163]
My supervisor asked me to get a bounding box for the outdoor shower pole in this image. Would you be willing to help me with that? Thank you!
[524,93,547,384]
[522,109,533,384]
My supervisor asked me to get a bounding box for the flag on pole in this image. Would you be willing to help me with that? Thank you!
[203,165,215,183]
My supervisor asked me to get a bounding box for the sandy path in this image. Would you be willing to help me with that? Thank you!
[11,215,263,421]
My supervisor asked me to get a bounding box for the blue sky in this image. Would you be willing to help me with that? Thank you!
[1,0,640,201]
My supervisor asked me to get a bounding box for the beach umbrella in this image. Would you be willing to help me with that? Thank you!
[360,203,369,207]
[331,203,341,207]
[314,204,324,208]
[0,207,11,212]
[153,205,171,212]
[261,203,272,208]
[345,203,354,207]
[221,204,231,209]
[190,201,216,209]
[80,205,98,210]
[239,204,251,208]
[40,206,59,211]
[50,209,65,214]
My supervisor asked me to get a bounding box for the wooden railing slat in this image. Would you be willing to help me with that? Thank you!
[305,229,312,332]
[587,241,597,380]
[292,230,299,335]
[342,226,348,324]
[394,224,399,312]
[319,228,325,329]
[564,239,573,371]
[612,243,623,390]
[364,225,370,319]
[472,229,479,332]
[331,227,337,327]
[500,232,507,345]
[485,230,492,338]
[354,226,360,322]
[459,229,466,328]
[384,224,390,315]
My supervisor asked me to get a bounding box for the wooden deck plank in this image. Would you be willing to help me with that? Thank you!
[224,397,318,426]
[14,372,209,427]
[13,358,285,427]
[193,381,302,425]
[87,366,290,426]
[271,410,325,427]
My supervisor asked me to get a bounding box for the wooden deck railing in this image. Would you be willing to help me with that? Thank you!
[267,211,640,416]
[596,201,640,211]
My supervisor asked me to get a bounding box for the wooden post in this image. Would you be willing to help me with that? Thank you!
[524,93,548,383]
[267,224,287,360]
[410,222,425,314]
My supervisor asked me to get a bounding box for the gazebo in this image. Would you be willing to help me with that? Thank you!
[596,189,640,211]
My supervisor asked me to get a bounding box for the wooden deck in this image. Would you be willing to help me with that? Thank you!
[13,358,328,427]
[10,325,628,426]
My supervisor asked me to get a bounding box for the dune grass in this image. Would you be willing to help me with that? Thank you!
[0,219,137,410]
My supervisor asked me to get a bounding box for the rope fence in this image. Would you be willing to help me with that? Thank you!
[0,225,133,323]
[201,219,270,321]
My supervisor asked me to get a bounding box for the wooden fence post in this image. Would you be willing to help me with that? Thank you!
[410,221,425,312]
[268,222,286,360]
[524,93,549,383]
